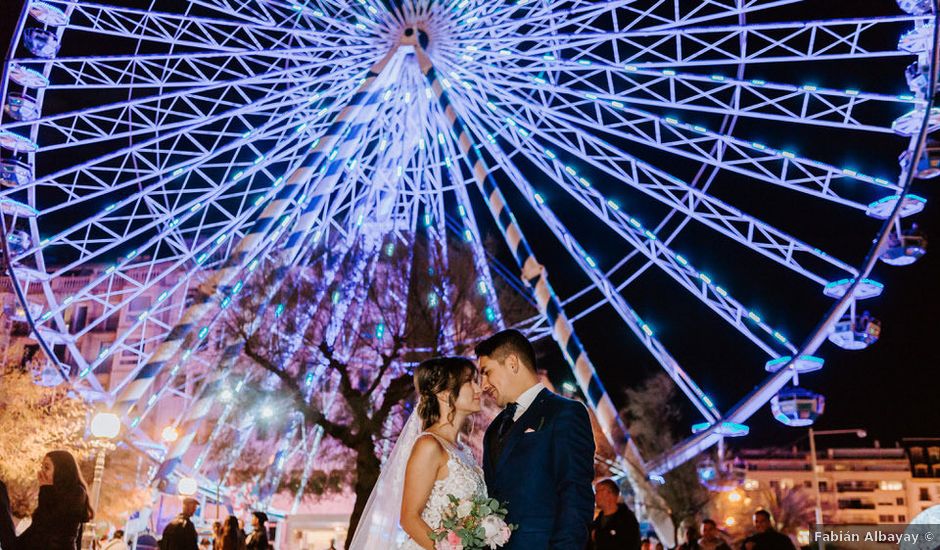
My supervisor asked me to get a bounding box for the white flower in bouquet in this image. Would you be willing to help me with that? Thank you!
[430,495,516,550]
[456,500,474,519]
[481,515,512,549]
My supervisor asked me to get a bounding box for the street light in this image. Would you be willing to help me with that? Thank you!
[162,425,180,443]
[178,476,198,497]
[808,428,866,550]
[90,412,120,440]
[86,412,120,550]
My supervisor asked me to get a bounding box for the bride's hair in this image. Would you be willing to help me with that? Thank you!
[414,356,477,430]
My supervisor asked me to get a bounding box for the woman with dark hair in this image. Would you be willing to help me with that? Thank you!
[400,357,487,549]
[218,516,245,550]
[347,356,486,550]
[244,512,268,550]
[18,450,94,550]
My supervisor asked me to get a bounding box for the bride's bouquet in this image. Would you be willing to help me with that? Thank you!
[429,494,515,550]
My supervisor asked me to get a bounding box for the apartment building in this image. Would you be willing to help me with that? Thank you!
[738,441,940,524]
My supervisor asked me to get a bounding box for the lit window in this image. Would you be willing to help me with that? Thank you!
[879,481,903,491]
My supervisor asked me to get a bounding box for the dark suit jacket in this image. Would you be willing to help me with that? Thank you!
[589,503,640,550]
[483,388,595,550]
[18,485,89,550]
[0,480,16,550]
[160,515,198,550]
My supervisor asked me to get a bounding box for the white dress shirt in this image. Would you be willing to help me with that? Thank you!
[512,382,545,421]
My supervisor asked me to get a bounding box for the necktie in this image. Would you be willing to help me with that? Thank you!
[492,402,518,459]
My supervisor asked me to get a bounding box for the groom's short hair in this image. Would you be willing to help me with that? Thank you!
[474,329,537,372]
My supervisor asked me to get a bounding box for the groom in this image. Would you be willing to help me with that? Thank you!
[476,329,595,549]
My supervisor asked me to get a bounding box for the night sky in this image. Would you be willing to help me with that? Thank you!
[1,0,937,460]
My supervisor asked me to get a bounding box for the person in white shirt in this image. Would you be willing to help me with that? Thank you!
[102,530,128,550]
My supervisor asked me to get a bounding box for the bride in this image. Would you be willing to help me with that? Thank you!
[349,356,486,549]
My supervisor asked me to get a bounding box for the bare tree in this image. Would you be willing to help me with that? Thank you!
[622,372,712,535]
[219,233,531,544]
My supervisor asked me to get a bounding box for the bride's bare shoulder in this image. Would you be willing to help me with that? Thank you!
[408,433,448,466]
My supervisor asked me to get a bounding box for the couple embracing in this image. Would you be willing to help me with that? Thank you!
[350,329,596,550]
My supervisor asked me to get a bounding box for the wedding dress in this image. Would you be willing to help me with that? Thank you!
[399,432,488,549]
[348,413,487,550]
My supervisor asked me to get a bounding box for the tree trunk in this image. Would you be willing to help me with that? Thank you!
[344,441,383,549]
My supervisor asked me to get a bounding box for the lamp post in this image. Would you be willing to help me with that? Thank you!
[808,428,866,550]
[86,412,120,549]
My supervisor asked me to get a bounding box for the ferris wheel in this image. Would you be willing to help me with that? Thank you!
[1,0,936,522]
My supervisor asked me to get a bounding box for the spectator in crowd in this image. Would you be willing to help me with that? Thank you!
[136,531,160,550]
[18,450,95,550]
[211,521,222,550]
[244,512,268,550]
[678,526,700,550]
[588,479,641,550]
[160,497,199,550]
[219,516,245,550]
[742,510,794,550]
[102,530,128,550]
[0,479,16,550]
[698,519,731,550]
[641,538,651,550]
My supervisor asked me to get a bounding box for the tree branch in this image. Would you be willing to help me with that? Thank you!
[242,337,355,447]
[364,335,405,398]
[372,371,414,429]
[317,341,370,426]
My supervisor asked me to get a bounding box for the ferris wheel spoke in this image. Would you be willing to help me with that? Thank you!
[5,54,371,153]
[453,51,917,133]
[64,2,365,53]
[448,67,855,292]
[446,84,795,358]
[186,0,281,26]
[440,61,902,206]
[460,0,607,37]
[435,102,720,421]
[459,16,923,67]
[446,61,861,283]
[17,63,363,199]
[12,46,375,90]
[470,0,805,42]
[18,94,346,288]
[432,116,505,328]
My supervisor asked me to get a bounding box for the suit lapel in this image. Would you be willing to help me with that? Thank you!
[496,388,551,470]
[483,409,503,474]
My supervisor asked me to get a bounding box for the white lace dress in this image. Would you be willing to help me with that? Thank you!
[400,432,488,549]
